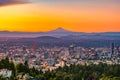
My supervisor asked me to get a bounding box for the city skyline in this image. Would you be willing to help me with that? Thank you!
[0,0,120,32]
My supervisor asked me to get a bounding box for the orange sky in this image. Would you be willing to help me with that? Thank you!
[0,1,120,32]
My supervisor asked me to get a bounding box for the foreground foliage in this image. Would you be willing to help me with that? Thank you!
[0,58,120,80]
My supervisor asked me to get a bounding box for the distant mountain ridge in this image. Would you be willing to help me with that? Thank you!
[1,28,120,47]
[0,27,120,39]
[0,27,81,37]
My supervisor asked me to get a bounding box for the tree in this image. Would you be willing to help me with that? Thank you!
[16,63,29,73]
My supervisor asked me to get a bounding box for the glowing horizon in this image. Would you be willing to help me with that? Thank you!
[0,0,119,32]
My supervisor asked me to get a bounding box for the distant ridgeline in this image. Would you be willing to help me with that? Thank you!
[1,36,120,48]
[0,28,120,47]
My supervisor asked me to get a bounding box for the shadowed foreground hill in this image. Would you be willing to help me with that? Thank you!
[5,36,120,47]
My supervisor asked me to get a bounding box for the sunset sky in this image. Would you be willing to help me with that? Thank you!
[0,0,120,32]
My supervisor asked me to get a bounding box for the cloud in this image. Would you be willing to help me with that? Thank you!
[0,0,28,6]
[29,0,120,2]
[0,0,119,6]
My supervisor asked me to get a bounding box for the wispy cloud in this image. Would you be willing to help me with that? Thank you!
[29,0,120,2]
[0,0,28,6]
[0,0,119,6]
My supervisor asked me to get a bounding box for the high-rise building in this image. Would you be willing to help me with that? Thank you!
[116,46,120,54]
[32,43,37,54]
[111,42,115,55]
[69,44,75,54]
[23,46,26,51]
